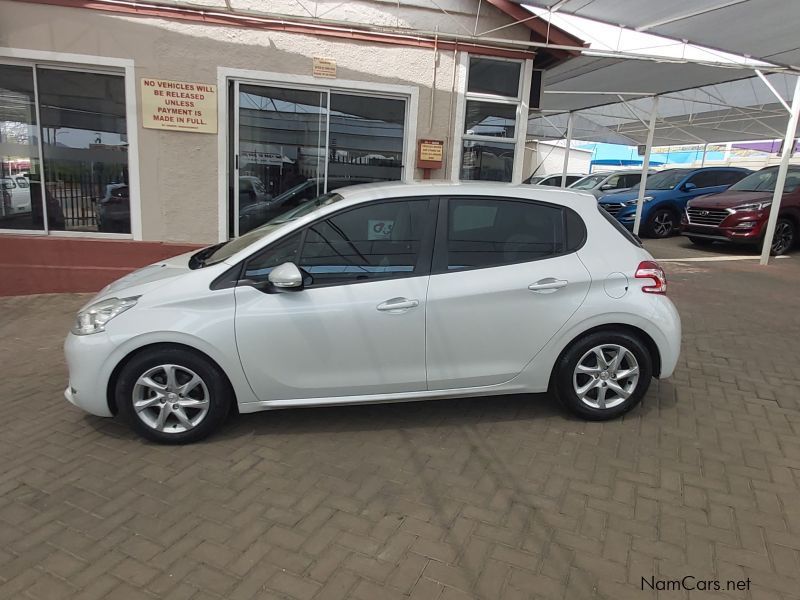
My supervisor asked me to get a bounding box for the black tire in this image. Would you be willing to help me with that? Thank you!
[116,346,232,444]
[769,217,795,256]
[552,331,653,421]
[645,208,678,238]
[687,236,715,247]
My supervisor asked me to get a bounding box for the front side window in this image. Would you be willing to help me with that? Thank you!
[443,198,566,271]
[299,200,429,285]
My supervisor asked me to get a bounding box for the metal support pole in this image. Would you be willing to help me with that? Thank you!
[700,142,708,167]
[633,96,659,236]
[760,76,800,265]
[561,112,574,187]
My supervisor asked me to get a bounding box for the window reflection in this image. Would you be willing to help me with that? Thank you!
[38,69,128,232]
[0,65,44,230]
[460,140,515,182]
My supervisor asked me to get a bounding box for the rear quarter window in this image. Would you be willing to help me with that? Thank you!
[598,204,642,247]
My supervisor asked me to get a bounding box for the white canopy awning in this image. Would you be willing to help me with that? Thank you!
[523,0,800,69]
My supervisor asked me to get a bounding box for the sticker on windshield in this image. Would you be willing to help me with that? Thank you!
[368,219,394,240]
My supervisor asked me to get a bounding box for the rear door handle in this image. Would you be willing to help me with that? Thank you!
[528,278,568,293]
[377,297,419,312]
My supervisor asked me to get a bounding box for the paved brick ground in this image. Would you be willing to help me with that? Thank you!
[2,254,800,600]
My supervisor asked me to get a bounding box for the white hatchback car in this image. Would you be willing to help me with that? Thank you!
[64,182,681,443]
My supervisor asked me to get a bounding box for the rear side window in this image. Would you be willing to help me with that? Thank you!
[442,198,566,271]
[598,204,642,247]
[717,170,747,185]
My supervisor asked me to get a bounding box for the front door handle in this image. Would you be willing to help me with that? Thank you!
[377,297,419,312]
[528,278,568,294]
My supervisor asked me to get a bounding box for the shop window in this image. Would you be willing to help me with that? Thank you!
[232,82,407,236]
[0,64,129,234]
[0,65,44,231]
[458,57,523,183]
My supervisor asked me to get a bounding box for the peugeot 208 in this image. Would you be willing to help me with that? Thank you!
[65,182,681,443]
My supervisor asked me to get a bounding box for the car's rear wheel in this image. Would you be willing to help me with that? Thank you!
[688,236,715,247]
[116,347,231,444]
[646,208,677,238]
[553,331,653,420]
[770,217,795,255]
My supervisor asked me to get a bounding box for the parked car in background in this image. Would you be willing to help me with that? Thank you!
[239,176,381,233]
[524,173,585,187]
[64,182,680,443]
[598,167,751,238]
[239,176,270,208]
[680,165,800,255]
[569,170,653,198]
[1,175,31,214]
[97,184,131,233]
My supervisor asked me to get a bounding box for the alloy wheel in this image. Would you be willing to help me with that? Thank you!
[572,344,640,410]
[132,364,210,434]
[652,211,674,237]
[771,221,794,255]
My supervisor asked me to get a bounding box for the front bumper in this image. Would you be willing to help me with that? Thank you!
[680,216,766,244]
[63,332,116,417]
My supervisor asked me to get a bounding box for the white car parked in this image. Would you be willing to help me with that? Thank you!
[64,182,681,443]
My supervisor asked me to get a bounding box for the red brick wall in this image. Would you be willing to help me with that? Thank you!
[0,235,203,296]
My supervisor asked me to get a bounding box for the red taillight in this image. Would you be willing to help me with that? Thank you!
[635,260,667,295]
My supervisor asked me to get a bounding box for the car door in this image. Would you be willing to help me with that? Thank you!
[425,196,591,390]
[681,171,727,205]
[234,197,436,401]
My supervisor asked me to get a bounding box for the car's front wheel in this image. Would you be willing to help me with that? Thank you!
[553,331,653,420]
[646,208,677,238]
[116,346,232,444]
[770,217,795,255]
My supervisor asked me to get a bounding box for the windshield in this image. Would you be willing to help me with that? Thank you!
[197,193,343,267]
[570,174,608,190]
[729,168,800,193]
[634,169,691,190]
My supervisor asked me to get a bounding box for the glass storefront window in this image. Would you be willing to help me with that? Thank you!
[464,101,516,138]
[233,83,407,236]
[328,93,404,182]
[38,69,128,233]
[460,140,515,182]
[0,65,43,231]
[467,57,521,98]
[459,56,523,183]
[237,85,327,235]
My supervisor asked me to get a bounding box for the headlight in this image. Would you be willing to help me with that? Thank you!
[733,201,771,212]
[71,296,139,336]
[625,196,653,205]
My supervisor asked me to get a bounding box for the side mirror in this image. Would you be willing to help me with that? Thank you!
[599,184,614,191]
[268,262,304,290]
[682,182,697,191]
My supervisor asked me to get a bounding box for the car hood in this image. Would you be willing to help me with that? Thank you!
[687,190,772,209]
[598,189,671,204]
[82,249,196,309]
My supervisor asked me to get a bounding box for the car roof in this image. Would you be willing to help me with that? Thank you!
[334,180,597,205]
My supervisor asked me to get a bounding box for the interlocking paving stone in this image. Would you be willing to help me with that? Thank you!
[1,254,800,599]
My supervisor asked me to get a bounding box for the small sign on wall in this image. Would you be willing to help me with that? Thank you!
[417,139,444,170]
[141,78,217,133]
[312,57,337,79]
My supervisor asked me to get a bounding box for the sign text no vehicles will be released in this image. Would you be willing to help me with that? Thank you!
[141,78,218,134]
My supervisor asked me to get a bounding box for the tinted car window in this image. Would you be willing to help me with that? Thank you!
[622,173,642,188]
[445,198,564,270]
[687,171,719,188]
[244,232,302,280]
[717,170,747,186]
[299,200,429,285]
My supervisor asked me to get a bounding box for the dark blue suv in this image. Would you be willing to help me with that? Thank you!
[598,167,751,237]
